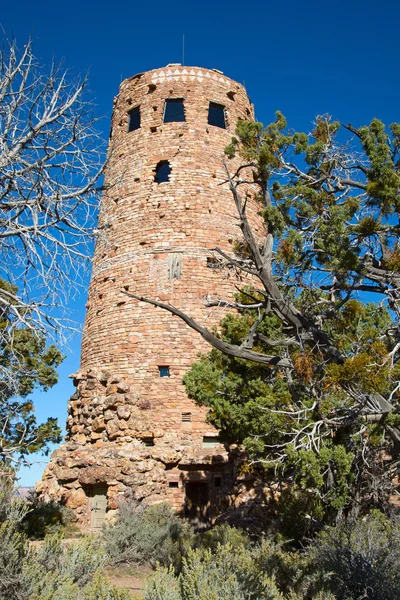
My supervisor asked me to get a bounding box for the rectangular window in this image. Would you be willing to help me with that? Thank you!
[182,412,191,423]
[168,253,182,280]
[168,481,179,488]
[143,437,154,447]
[128,106,141,132]
[158,366,170,378]
[202,436,221,449]
[208,102,226,129]
[164,98,185,122]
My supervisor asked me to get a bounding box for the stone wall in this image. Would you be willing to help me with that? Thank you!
[38,66,263,527]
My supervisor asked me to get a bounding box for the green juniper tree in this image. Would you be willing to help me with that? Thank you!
[0,278,63,466]
[126,114,400,523]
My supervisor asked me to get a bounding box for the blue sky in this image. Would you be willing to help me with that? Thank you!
[3,0,399,485]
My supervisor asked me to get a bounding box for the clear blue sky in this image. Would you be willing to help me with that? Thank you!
[3,0,399,485]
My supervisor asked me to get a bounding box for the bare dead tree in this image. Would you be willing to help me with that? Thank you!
[0,35,105,439]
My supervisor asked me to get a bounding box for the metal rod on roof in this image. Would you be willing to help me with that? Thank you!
[182,34,185,66]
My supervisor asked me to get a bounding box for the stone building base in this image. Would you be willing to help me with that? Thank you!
[37,368,234,528]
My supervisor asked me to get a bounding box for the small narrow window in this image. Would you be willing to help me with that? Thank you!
[128,106,140,132]
[182,412,191,423]
[164,98,185,122]
[168,481,179,488]
[155,161,171,184]
[158,366,170,378]
[206,256,220,269]
[214,476,222,488]
[208,102,226,129]
[143,437,154,447]
[202,436,221,448]
[168,253,182,280]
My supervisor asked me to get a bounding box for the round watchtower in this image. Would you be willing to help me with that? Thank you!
[38,66,263,527]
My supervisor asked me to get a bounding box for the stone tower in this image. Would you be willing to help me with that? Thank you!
[38,65,262,527]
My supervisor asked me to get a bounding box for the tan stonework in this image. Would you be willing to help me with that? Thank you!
[37,66,263,527]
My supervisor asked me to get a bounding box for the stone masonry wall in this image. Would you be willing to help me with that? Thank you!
[38,66,264,526]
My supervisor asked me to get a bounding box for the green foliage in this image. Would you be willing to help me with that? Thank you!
[0,479,129,600]
[142,513,400,600]
[0,280,64,398]
[22,494,73,539]
[145,567,182,600]
[180,544,284,600]
[185,114,400,522]
[0,278,63,461]
[82,571,132,600]
[20,533,107,599]
[103,500,190,567]
[184,300,395,518]
[197,523,251,553]
[309,511,400,599]
[263,206,285,237]
[146,543,286,600]
[0,492,30,599]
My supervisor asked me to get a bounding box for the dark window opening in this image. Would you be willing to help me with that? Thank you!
[164,98,185,122]
[227,91,236,101]
[155,161,171,184]
[169,481,179,488]
[148,84,157,94]
[208,102,226,129]
[128,106,140,132]
[185,482,210,526]
[182,412,191,423]
[143,437,154,447]
[214,476,222,488]
[206,256,220,269]
[158,366,170,378]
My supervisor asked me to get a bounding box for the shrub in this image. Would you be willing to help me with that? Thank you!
[0,479,30,600]
[20,533,105,599]
[22,566,129,600]
[145,543,286,600]
[144,567,182,600]
[0,478,131,600]
[309,510,400,599]
[61,535,106,586]
[21,565,80,600]
[252,538,308,598]
[22,493,73,539]
[183,543,285,600]
[198,523,251,553]
[103,501,189,567]
[82,571,132,600]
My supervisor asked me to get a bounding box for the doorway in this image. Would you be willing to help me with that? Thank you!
[89,484,108,529]
[184,482,209,527]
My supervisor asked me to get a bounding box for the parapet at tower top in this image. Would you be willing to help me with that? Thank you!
[121,63,250,96]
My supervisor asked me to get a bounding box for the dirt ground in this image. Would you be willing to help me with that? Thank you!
[105,564,153,598]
